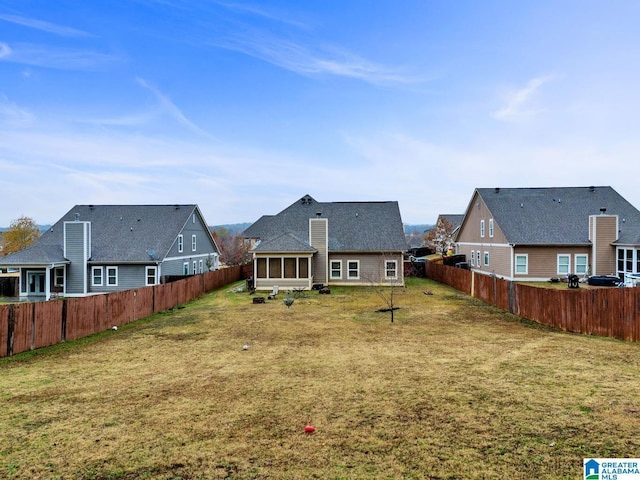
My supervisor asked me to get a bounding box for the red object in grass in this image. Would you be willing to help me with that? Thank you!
[304,425,315,433]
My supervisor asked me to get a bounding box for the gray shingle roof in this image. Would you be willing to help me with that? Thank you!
[476,186,640,245]
[252,232,318,253]
[1,204,208,265]
[243,194,407,252]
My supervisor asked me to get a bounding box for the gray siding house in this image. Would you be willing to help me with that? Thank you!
[243,194,407,291]
[1,204,220,300]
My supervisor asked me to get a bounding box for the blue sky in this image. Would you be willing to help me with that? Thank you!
[1,1,639,227]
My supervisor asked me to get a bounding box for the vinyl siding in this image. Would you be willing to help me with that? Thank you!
[310,218,328,285]
[513,246,592,280]
[327,252,404,286]
[64,221,90,295]
[88,264,149,293]
[590,215,617,276]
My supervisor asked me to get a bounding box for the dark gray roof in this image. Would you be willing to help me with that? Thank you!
[252,232,318,253]
[439,214,464,230]
[475,186,640,245]
[1,204,213,265]
[243,194,407,252]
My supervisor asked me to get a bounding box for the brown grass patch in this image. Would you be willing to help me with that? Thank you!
[2,278,640,479]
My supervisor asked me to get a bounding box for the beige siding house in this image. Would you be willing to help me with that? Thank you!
[243,194,407,291]
[455,186,640,282]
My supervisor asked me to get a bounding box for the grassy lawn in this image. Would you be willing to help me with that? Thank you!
[2,278,640,479]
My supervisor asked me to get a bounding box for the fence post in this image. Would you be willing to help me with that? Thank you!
[471,270,475,298]
[31,303,36,351]
[508,281,515,314]
[7,304,15,357]
[61,299,67,342]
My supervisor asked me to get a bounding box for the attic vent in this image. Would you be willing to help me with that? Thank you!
[589,186,595,192]
[316,212,322,217]
[495,187,500,193]
[600,207,607,214]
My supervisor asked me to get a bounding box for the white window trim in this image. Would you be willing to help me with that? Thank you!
[199,260,203,274]
[515,254,528,275]
[480,219,485,238]
[470,250,475,267]
[476,251,481,268]
[92,266,103,286]
[484,251,489,266]
[178,234,184,253]
[192,234,197,252]
[557,254,571,275]
[106,266,118,286]
[183,262,189,275]
[330,260,342,279]
[145,266,157,286]
[574,254,588,275]
[489,219,494,237]
[347,260,360,279]
[385,260,398,279]
[192,261,197,275]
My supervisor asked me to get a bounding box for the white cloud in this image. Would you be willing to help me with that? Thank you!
[135,77,216,139]
[0,96,34,126]
[0,14,92,37]
[0,42,11,58]
[492,75,555,121]
[214,31,424,86]
[0,43,119,70]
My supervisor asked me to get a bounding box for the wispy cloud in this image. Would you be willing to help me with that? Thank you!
[135,77,215,139]
[0,13,92,37]
[209,0,308,29]
[492,75,555,121]
[0,42,118,70]
[216,32,423,86]
[0,95,34,126]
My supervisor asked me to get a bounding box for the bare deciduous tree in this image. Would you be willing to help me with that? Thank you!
[212,227,252,266]
[424,217,455,255]
[363,252,404,323]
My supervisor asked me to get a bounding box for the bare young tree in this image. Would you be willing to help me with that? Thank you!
[363,252,404,323]
[212,227,252,266]
[424,217,455,255]
[1,215,40,256]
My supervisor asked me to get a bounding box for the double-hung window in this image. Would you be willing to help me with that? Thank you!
[107,267,118,286]
[347,260,359,279]
[178,234,184,253]
[476,251,481,268]
[385,260,398,279]
[192,234,197,252]
[557,255,570,275]
[515,254,528,274]
[146,266,157,286]
[470,250,475,267]
[330,260,342,279]
[484,251,490,266]
[92,267,103,286]
[489,219,494,237]
[575,255,588,275]
[480,220,485,237]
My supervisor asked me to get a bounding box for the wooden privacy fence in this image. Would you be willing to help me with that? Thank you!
[425,262,640,342]
[0,265,249,358]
